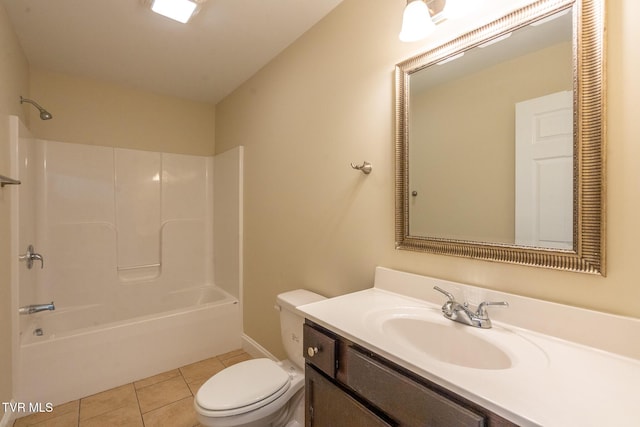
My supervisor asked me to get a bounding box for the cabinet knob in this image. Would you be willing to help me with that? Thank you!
[307,346,319,357]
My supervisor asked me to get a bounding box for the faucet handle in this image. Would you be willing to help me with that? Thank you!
[434,286,458,317]
[433,286,456,301]
[476,301,509,319]
[19,244,44,269]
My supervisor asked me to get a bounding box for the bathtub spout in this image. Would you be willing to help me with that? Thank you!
[19,302,55,315]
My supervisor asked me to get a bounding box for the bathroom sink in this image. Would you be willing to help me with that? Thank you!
[382,316,512,369]
[366,306,547,370]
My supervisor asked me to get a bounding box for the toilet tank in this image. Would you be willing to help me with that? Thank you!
[276,289,326,369]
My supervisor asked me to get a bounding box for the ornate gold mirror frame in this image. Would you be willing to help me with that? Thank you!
[395,0,605,274]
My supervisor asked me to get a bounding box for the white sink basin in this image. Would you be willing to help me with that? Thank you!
[366,306,548,371]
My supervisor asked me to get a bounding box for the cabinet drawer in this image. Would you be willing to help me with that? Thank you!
[345,347,485,427]
[303,323,337,377]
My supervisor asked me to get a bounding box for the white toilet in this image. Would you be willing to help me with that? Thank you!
[194,289,326,427]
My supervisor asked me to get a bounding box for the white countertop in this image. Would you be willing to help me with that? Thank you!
[297,267,640,426]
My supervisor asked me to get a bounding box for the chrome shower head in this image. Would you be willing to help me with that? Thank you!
[20,96,53,120]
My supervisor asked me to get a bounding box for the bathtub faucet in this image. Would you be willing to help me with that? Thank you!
[19,302,55,315]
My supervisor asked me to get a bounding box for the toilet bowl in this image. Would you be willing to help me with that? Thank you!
[194,289,325,427]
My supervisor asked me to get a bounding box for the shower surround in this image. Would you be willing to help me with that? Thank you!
[9,116,243,408]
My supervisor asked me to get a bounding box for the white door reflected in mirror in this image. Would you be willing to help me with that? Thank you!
[515,91,573,249]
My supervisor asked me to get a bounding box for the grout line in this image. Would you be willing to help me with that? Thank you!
[133,383,145,426]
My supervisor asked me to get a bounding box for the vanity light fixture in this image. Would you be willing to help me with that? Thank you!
[146,0,205,24]
[399,0,436,42]
[400,0,482,42]
[441,0,471,20]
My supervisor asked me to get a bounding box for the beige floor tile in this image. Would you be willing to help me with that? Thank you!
[185,351,252,393]
[80,384,137,420]
[186,377,207,396]
[134,369,181,390]
[142,396,199,427]
[136,376,192,414]
[13,400,79,426]
[221,352,251,367]
[179,357,225,384]
[14,350,246,427]
[79,403,143,427]
[28,411,78,427]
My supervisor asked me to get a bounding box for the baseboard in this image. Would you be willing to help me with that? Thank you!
[241,334,277,360]
[0,400,17,427]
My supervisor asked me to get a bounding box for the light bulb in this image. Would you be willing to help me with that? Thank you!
[399,0,436,42]
[443,0,479,20]
[151,0,198,23]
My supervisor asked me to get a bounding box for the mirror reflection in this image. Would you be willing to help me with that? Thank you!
[408,10,573,249]
[396,0,605,274]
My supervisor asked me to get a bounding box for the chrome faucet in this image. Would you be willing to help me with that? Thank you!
[19,302,55,315]
[434,286,508,329]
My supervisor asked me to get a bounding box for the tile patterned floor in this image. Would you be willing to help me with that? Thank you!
[13,349,252,427]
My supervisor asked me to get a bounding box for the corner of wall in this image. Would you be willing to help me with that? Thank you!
[1,1,30,417]
[241,334,277,361]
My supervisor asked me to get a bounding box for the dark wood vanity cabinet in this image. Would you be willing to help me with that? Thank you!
[305,367,393,427]
[303,321,518,427]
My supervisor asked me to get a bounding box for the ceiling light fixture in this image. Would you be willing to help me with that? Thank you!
[146,0,204,24]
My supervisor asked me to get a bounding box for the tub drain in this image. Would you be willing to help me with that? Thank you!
[33,328,43,336]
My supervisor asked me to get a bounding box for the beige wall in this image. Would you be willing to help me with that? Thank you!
[29,69,216,156]
[216,0,640,359]
[0,2,30,416]
[411,42,572,241]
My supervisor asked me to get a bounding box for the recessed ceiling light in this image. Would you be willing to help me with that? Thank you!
[149,0,200,24]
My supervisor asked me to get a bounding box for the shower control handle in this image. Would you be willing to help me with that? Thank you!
[19,244,44,269]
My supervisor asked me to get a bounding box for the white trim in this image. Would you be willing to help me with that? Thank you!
[237,146,244,335]
[0,399,17,427]
[9,116,25,404]
[241,334,276,360]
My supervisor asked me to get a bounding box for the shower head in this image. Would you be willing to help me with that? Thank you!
[20,96,53,120]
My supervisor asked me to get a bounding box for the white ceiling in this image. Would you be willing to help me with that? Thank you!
[2,0,344,104]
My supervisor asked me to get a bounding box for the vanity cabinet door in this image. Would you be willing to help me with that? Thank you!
[345,347,485,427]
[305,365,394,427]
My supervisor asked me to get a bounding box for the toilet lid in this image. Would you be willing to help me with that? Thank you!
[196,358,291,414]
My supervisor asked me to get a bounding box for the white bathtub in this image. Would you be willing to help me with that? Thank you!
[17,285,241,407]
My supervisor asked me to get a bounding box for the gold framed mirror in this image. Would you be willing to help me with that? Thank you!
[395,0,605,274]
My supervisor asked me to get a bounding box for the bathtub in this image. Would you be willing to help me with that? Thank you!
[17,285,241,407]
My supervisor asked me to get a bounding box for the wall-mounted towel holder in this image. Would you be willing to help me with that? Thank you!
[0,174,21,188]
[351,161,372,175]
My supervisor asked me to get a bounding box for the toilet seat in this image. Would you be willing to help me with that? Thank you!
[196,358,291,417]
